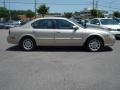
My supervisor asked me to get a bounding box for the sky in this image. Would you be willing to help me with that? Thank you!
[0,0,120,13]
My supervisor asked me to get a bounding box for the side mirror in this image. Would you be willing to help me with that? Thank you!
[73,26,79,31]
[83,22,87,28]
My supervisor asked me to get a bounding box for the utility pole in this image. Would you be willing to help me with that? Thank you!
[96,1,98,9]
[93,0,95,10]
[96,1,98,17]
[35,0,37,18]
[4,0,5,8]
[9,0,12,21]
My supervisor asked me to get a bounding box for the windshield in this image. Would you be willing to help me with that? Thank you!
[100,19,119,25]
[118,19,120,22]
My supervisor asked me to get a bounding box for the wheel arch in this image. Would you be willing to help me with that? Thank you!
[84,34,104,46]
[19,34,36,45]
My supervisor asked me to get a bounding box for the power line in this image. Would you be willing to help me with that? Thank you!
[0,1,119,11]
[99,4,120,11]
[0,1,91,5]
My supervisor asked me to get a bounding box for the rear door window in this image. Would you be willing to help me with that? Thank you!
[31,19,55,29]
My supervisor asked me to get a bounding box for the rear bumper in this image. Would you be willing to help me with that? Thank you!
[7,36,18,44]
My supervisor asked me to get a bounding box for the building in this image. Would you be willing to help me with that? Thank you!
[77,8,108,19]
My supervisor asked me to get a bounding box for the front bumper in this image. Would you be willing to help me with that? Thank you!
[110,31,120,38]
[104,34,116,46]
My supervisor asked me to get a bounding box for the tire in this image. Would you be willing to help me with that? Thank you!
[20,37,36,51]
[86,38,104,52]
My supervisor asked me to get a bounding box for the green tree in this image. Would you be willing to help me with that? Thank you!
[0,7,9,18]
[11,10,20,20]
[90,9,103,18]
[25,10,35,18]
[74,11,80,16]
[90,9,97,18]
[37,4,49,17]
[113,11,120,18]
[64,12,73,18]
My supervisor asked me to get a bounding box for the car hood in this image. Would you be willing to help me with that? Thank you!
[102,25,120,29]
[84,27,110,34]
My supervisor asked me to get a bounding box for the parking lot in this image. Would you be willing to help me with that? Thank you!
[0,30,120,90]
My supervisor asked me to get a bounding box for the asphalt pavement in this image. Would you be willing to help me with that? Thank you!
[0,30,120,90]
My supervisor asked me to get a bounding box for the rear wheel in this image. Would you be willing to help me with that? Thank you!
[86,38,104,52]
[20,37,36,51]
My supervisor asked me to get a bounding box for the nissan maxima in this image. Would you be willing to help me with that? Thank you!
[7,17,115,52]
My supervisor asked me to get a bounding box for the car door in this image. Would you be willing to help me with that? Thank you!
[54,19,83,46]
[31,19,55,45]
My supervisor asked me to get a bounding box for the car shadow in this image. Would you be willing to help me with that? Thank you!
[116,38,120,40]
[6,45,113,52]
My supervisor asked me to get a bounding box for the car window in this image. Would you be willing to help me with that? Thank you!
[90,19,96,24]
[31,19,55,29]
[95,19,100,25]
[100,19,119,25]
[56,19,74,29]
[90,19,100,25]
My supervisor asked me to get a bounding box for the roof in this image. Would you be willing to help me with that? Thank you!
[29,17,69,23]
[35,17,67,20]
[25,17,70,26]
[93,18,113,20]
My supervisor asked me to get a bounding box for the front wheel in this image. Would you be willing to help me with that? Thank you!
[86,38,104,52]
[20,38,36,51]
